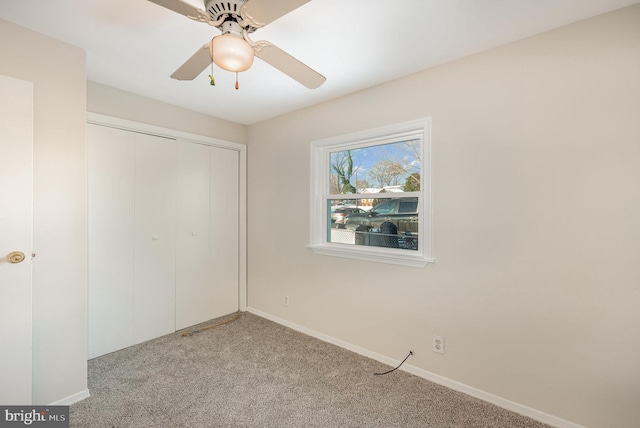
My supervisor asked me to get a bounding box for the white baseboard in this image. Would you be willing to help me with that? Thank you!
[246,307,585,428]
[49,389,90,406]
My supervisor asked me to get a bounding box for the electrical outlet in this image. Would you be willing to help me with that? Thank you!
[433,335,445,354]
[284,296,289,306]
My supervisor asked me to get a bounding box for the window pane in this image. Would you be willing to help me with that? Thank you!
[328,139,421,195]
[327,197,419,251]
[328,199,369,229]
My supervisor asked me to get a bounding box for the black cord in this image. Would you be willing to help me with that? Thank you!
[374,351,413,376]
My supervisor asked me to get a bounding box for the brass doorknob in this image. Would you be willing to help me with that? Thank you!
[8,251,26,264]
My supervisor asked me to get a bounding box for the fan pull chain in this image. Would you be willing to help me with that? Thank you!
[208,62,215,86]
[235,72,239,90]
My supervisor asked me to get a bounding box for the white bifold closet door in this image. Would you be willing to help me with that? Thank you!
[208,144,239,320]
[133,133,177,343]
[175,141,211,331]
[88,124,137,358]
[175,141,240,329]
[88,123,239,359]
[176,141,239,330]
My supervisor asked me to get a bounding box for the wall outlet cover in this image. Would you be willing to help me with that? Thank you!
[433,335,444,354]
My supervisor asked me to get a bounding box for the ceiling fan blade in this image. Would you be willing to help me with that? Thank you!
[255,42,325,89]
[170,43,212,80]
[242,0,311,26]
[148,0,209,22]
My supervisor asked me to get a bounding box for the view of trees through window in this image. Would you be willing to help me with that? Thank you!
[327,139,421,251]
[329,139,421,194]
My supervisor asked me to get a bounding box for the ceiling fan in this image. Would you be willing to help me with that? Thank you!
[148,0,326,89]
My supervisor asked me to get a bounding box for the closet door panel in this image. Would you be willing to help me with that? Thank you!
[88,120,242,356]
[134,134,177,342]
[87,124,136,358]
[175,141,212,330]
[210,146,239,317]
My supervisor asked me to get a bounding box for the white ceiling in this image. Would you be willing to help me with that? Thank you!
[1,0,637,125]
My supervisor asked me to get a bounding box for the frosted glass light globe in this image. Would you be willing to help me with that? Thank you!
[210,33,254,72]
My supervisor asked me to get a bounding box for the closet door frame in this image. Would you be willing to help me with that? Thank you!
[86,112,247,312]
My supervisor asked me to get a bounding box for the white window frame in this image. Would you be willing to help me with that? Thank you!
[308,118,433,268]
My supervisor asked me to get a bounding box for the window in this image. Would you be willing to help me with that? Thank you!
[309,119,433,267]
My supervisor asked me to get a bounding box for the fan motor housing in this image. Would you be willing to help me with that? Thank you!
[205,0,246,21]
[205,0,258,32]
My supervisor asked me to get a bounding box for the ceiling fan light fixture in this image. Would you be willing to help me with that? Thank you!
[210,33,254,72]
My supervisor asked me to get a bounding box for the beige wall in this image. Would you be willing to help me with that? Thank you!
[87,81,247,144]
[246,6,640,428]
[1,19,88,404]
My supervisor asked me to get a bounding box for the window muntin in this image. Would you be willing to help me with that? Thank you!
[310,118,432,267]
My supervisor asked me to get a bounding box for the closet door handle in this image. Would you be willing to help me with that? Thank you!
[8,251,26,263]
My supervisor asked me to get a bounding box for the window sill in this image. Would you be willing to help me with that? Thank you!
[307,244,434,268]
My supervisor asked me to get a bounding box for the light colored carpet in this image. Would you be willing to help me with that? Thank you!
[71,312,552,428]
